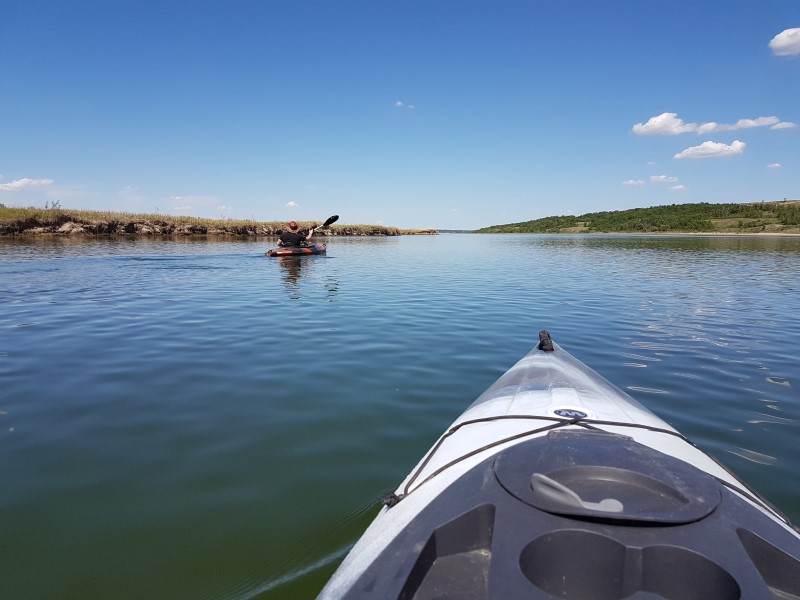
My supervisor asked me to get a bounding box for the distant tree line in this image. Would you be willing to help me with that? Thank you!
[476,202,800,233]
[773,202,800,225]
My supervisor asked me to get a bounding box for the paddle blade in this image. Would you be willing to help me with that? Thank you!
[321,215,339,228]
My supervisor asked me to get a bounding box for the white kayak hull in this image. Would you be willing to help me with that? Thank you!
[319,331,800,599]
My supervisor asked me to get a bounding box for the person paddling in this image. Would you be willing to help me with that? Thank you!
[278,221,315,247]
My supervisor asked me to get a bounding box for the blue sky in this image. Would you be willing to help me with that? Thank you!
[1,1,798,230]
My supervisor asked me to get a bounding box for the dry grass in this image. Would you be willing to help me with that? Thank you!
[0,206,283,228]
[0,206,436,236]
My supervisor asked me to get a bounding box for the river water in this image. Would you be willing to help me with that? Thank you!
[1,233,798,599]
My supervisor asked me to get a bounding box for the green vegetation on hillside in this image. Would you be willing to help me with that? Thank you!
[476,201,800,234]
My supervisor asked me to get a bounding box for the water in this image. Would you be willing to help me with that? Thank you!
[1,234,798,599]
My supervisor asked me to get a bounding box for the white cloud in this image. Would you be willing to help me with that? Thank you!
[671,185,687,191]
[650,175,679,184]
[285,201,299,207]
[622,179,645,186]
[767,163,782,169]
[633,113,696,135]
[674,140,746,159]
[217,205,233,211]
[0,177,55,191]
[695,122,718,135]
[395,100,415,110]
[710,116,779,132]
[633,112,793,135]
[770,28,800,56]
[168,195,219,212]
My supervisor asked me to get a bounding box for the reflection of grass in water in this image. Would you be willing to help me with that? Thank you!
[0,206,436,235]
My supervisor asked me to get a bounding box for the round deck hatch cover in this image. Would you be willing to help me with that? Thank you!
[493,430,721,524]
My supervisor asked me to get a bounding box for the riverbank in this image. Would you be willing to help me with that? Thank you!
[476,201,800,235]
[0,207,437,237]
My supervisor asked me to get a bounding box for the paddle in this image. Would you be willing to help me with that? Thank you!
[302,215,339,236]
[292,215,338,247]
[316,215,339,230]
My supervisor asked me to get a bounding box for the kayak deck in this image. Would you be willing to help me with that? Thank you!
[319,331,800,599]
[332,430,800,599]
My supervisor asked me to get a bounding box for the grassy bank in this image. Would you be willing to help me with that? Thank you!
[0,206,436,237]
[476,201,800,235]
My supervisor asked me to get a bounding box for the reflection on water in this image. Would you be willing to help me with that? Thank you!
[1,233,799,600]
[278,256,305,299]
[501,233,800,253]
[271,254,339,301]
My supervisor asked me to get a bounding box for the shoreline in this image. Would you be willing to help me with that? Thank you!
[474,230,800,237]
[4,223,800,238]
[0,214,437,237]
[3,205,800,238]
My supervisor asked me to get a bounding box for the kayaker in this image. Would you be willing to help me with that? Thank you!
[278,221,315,247]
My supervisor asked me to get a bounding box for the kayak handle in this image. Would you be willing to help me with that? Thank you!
[538,330,554,352]
[531,473,624,513]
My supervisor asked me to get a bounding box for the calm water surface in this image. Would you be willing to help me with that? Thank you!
[1,234,799,599]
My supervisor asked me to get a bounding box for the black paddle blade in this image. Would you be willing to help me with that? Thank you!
[321,215,339,228]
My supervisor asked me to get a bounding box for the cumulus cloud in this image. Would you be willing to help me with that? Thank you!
[674,140,746,159]
[650,175,679,184]
[705,116,779,132]
[0,177,55,191]
[767,163,782,169]
[770,28,800,56]
[622,179,645,186]
[633,113,696,135]
[168,195,220,212]
[633,112,795,135]
[671,185,687,191]
[285,201,299,207]
[217,205,233,211]
[395,100,415,110]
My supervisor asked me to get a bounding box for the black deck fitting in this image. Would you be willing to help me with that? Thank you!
[538,330,554,352]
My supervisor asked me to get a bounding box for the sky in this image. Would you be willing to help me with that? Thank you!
[1,0,798,230]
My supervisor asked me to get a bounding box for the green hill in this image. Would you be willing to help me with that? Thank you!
[476,201,800,234]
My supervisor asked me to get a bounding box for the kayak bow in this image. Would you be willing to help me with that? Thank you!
[319,331,800,599]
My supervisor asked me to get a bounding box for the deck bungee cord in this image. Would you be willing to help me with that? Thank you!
[388,412,795,529]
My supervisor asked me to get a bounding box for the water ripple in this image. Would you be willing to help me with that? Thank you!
[726,448,778,465]
[2,234,800,599]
